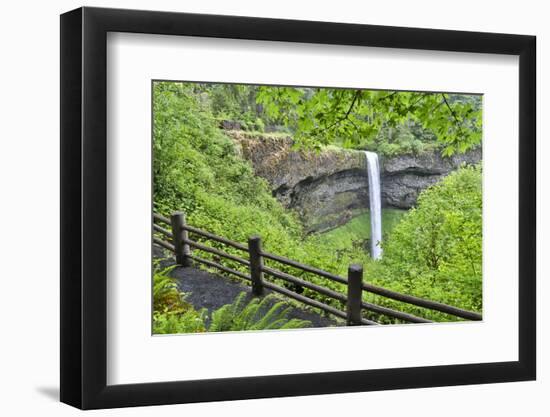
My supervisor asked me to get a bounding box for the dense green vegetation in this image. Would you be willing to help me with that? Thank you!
[364,166,482,321]
[153,81,483,327]
[257,87,482,156]
[189,83,481,157]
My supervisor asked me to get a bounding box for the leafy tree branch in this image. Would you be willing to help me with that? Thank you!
[256,87,482,156]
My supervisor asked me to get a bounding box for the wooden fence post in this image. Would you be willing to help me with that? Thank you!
[347,264,363,325]
[248,235,264,296]
[171,212,192,267]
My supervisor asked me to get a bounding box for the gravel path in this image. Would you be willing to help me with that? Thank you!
[155,246,341,328]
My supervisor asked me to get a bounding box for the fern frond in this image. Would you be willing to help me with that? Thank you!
[280,318,311,329]
[207,292,311,332]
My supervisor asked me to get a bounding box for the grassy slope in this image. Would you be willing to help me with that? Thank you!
[317,209,407,251]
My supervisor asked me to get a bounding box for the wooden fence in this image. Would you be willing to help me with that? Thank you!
[153,211,482,325]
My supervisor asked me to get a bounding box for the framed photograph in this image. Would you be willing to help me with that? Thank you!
[60,6,536,409]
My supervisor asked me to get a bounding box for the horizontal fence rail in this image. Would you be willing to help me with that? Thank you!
[153,211,482,325]
[361,283,482,321]
[261,265,347,303]
[260,250,348,285]
[185,238,250,266]
[153,237,175,252]
[153,213,171,225]
[188,254,251,281]
[360,301,432,324]
[153,223,173,239]
[185,224,248,252]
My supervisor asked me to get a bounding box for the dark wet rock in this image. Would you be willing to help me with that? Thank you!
[380,148,482,208]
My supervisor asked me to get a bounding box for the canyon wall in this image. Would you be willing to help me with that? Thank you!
[229,132,481,233]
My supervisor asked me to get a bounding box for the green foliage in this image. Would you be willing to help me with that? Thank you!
[257,87,482,156]
[153,81,371,283]
[208,292,311,332]
[153,81,482,326]
[191,84,278,132]
[364,165,483,321]
[153,267,181,312]
[153,309,207,334]
[153,267,190,314]
[152,268,207,333]
[154,289,311,334]
[369,123,439,157]
[153,81,370,316]
[153,81,302,237]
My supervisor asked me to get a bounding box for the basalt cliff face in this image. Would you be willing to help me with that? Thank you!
[381,148,482,209]
[229,131,481,233]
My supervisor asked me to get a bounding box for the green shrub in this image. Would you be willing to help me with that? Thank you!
[253,117,265,132]
[366,165,483,320]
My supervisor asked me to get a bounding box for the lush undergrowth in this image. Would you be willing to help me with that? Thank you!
[153,81,482,325]
[368,165,483,320]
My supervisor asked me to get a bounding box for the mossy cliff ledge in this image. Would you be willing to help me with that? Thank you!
[228,131,481,233]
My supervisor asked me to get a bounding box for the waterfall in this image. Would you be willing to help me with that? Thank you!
[364,151,383,260]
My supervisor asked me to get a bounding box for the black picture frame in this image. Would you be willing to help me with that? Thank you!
[60,6,536,410]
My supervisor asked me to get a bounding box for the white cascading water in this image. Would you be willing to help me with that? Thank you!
[364,151,383,260]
